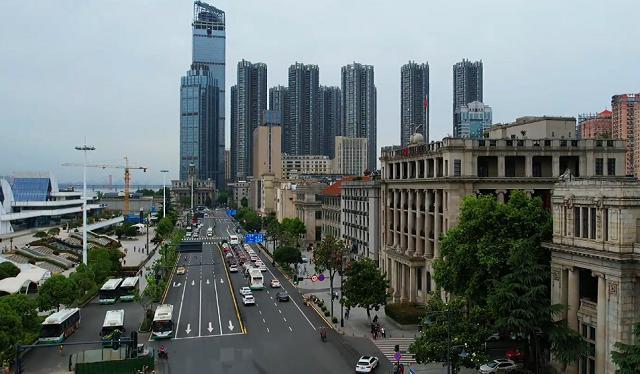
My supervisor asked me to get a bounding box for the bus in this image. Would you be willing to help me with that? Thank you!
[119,276,139,302]
[229,234,239,245]
[151,304,174,339]
[100,310,125,346]
[248,268,264,290]
[99,278,123,304]
[38,308,81,344]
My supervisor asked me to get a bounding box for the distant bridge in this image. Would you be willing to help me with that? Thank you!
[59,183,165,191]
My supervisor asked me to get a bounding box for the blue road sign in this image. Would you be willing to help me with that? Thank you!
[244,233,265,244]
[227,209,237,217]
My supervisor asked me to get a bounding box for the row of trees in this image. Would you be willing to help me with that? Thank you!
[408,191,585,372]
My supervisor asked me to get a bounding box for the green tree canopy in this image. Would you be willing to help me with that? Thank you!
[273,246,302,268]
[69,263,96,298]
[0,294,39,332]
[217,190,229,205]
[0,302,22,360]
[37,274,76,311]
[342,258,388,320]
[155,217,174,240]
[240,197,248,208]
[313,235,348,318]
[0,261,20,280]
[611,323,640,374]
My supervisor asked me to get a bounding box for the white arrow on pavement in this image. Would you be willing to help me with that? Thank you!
[173,282,182,287]
[185,324,192,334]
[191,280,195,286]
[206,279,210,285]
[208,322,214,333]
[220,278,224,284]
[228,320,234,331]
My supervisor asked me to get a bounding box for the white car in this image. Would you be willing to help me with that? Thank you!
[242,294,255,305]
[479,359,518,373]
[259,264,267,272]
[229,265,238,273]
[355,356,379,373]
[239,287,252,296]
[270,279,281,288]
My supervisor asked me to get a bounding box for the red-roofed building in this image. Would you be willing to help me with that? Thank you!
[320,178,353,239]
[581,109,612,140]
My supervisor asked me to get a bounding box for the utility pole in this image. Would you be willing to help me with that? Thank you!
[146,211,150,253]
[160,169,169,218]
[75,143,95,265]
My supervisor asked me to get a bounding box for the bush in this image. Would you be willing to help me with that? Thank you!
[331,317,338,323]
[0,262,20,280]
[324,311,330,317]
[47,227,60,236]
[385,303,426,325]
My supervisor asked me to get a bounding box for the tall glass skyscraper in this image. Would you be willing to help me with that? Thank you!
[179,1,225,189]
[400,61,429,147]
[453,59,483,137]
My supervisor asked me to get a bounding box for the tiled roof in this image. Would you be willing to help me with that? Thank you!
[320,176,370,196]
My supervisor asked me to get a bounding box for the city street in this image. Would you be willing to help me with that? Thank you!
[151,208,392,373]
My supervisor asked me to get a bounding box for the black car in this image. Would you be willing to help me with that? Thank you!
[276,291,289,302]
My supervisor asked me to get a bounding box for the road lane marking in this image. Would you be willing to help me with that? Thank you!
[208,322,214,333]
[191,280,195,286]
[262,318,266,323]
[186,323,192,335]
[289,326,293,332]
[199,279,202,337]
[175,271,189,338]
[278,309,282,314]
[228,320,235,331]
[267,328,270,333]
[214,279,223,334]
[283,317,287,322]
[258,310,262,315]
[172,332,244,341]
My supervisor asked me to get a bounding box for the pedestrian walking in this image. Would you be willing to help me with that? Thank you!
[373,314,379,323]
[381,326,386,338]
[345,307,350,320]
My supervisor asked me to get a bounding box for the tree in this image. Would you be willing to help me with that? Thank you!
[47,227,60,236]
[37,274,76,311]
[273,246,302,268]
[155,217,174,240]
[0,261,20,280]
[264,215,281,251]
[280,217,306,247]
[342,258,388,321]
[0,294,39,333]
[240,197,248,208]
[69,263,96,297]
[89,247,124,284]
[611,323,640,374]
[0,303,22,360]
[433,191,551,307]
[313,235,348,318]
[217,190,229,206]
[410,295,490,373]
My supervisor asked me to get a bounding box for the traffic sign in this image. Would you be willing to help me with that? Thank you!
[244,233,265,244]
[226,209,237,217]
[311,274,318,282]
[318,274,325,281]
[394,352,402,362]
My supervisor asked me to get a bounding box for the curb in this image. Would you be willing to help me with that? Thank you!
[161,255,179,304]
[307,301,336,330]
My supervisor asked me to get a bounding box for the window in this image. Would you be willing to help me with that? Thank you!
[590,208,596,239]
[595,158,603,176]
[453,160,461,176]
[582,207,589,239]
[574,207,581,237]
[603,208,608,241]
[607,158,616,175]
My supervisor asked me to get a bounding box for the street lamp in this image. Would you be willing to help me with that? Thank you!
[160,170,169,218]
[424,309,453,374]
[75,143,95,265]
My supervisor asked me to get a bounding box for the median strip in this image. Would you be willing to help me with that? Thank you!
[217,243,246,334]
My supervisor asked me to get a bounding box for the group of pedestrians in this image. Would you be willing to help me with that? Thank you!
[371,315,386,339]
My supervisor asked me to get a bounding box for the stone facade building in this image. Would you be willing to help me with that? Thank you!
[320,180,343,240]
[294,181,327,244]
[379,137,626,305]
[282,154,333,179]
[341,177,381,263]
[171,179,216,208]
[544,177,640,374]
[275,181,297,222]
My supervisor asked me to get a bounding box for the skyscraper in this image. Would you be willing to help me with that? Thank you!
[231,60,267,179]
[400,61,429,146]
[288,63,320,155]
[611,93,640,176]
[319,86,342,158]
[341,62,377,171]
[269,85,291,154]
[252,110,282,179]
[453,59,483,137]
[179,1,225,189]
[458,101,492,138]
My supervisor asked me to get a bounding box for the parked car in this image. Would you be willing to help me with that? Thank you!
[506,348,524,362]
[479,359,518,373]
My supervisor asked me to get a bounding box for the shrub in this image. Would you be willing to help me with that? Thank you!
[0,262,20,280]
[52,250,60,256]
[331,317,338,323]
[34,231,48,238]
[47,227,60,236]
[385,302,426,325]
[324,311,330,317]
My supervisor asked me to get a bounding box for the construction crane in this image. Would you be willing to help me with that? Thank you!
[62,156,148,218]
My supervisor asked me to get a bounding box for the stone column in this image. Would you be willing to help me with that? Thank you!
[595,273,606,374]
[407,190,415,255]
[496,189,506,204]
[498,155,505,177]
[400,190,407,249]
[552,156,560,176]
[434,189,441,259]
[393,190,400,247]
[425,190,433,257]
[409,267,417,302]
[416,190,424,256]
[567,267,580,331]
[392,260,400,302]
[525,155,533,177]
[386,190,393,246]
[400,264,407,302]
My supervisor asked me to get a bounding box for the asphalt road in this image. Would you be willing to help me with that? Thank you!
[151,208,392,373]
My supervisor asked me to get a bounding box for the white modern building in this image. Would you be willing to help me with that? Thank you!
[341,177,381,263]
[282,154,333,179]
[333,136,368,175]
[458,101,492,138]
[0,173,101,236]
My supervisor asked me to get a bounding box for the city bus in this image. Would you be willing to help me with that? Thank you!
[100,309,125,346]
[151,304,174,339]
[99,278,123,304]
[38,308,81,344]
[248,268,264,290]
[118,276,139,302]
[229,234,239,245]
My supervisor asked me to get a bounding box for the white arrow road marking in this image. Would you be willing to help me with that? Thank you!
[173,282,181,287]
[220,278,224,284]
[208,322,214,333]
[186,324,192,334]
[191,280,195,286]
[206,279,210,285]
[228,320,235,331]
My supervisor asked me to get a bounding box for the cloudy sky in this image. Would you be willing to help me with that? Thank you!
[1,0,638,184]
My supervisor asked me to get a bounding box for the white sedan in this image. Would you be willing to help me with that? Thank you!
[355,356,379,373]
[479,359,519,373]
[242,294,255,305]
[270,279,281,288]
[239,286,252,296]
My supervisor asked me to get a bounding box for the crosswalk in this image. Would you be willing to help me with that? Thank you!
[183,236,227,242]
[372,337,417,364]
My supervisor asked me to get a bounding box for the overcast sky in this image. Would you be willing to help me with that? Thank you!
[1,0,638,184]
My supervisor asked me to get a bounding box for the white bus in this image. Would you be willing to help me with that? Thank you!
[100,309,125,346]
[99,278,123,304]
[119,276,139,302]
[38,308,81,344]
[151,304,174,339]
[248,268,264,290]
[229,234,239,245]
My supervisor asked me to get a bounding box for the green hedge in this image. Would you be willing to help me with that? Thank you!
[385,303,426,325]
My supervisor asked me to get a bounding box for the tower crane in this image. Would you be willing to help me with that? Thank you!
[62,156,148,218]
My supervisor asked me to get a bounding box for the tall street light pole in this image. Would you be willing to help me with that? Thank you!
[160,170,169,218]
[75,143,95,265]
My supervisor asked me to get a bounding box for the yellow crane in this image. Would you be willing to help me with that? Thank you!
[62,156,148,217]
